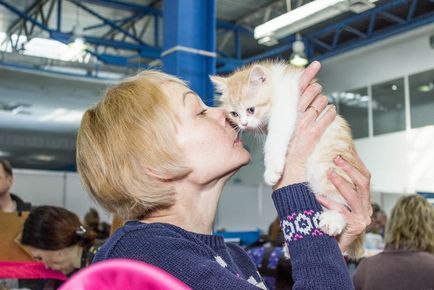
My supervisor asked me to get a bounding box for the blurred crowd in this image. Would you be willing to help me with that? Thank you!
[1,157,433,290]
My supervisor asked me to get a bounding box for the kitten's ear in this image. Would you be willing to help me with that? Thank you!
[249,65,267,87]
[210,75,228,94]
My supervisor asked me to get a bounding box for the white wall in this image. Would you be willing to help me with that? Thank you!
[11,169,112,223]
[319,23,434,196]
[215,184,275,232]
[319,23,434,93]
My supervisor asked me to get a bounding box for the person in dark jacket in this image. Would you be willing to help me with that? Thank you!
[0,159,31,212]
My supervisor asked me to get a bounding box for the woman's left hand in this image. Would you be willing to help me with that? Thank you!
[316,146,373,253]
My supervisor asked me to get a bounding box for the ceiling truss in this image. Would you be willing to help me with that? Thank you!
[0,0,432,76]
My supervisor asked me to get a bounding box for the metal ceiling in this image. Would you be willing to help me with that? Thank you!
[0,1,432,75]
[0,0,433,171]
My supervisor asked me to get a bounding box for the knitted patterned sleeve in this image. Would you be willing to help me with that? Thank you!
[272,183,354,290]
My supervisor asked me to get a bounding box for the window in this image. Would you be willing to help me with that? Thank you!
[372,78,405,135]
[409,68,434,128]
[335,87,369,139]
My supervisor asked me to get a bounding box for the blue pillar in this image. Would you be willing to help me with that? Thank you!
[162,0,216,106]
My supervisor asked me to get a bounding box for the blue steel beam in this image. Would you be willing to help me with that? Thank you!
[0,0,161,67]
[68,0,146,45]
[218,0,434,73]
[83,14,141,31]
[56,0,61,31]
[80,0,161,16]
[306,0,434,61]
[0,0,250,69]
[162,0,216,106]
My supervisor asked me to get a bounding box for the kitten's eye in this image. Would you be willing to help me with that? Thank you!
[230,111,239,118]
[246,107,255,114]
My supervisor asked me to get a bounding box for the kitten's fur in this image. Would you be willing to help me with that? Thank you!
[211,61,364,259]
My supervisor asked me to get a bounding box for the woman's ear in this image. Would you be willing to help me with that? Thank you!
[143,166,176,182]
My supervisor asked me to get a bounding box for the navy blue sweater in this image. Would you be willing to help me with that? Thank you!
[93,183,353,289]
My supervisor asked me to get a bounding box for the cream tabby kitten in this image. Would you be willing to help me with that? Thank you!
[211,61,364,258]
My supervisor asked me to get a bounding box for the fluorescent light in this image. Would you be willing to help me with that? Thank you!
[254,0,377,41]
[290,54,308,67]
[38,108,84,122]
[289,38,308,67]
[0,32,89,63]
[32,154,55,162]
[255,0,346,40]
[258,36,278,46]
[418,82,434,92]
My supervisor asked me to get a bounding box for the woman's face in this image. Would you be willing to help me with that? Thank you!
[164,82,250,184]
[27,246,75,275]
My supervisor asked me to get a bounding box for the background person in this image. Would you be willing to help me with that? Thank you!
[84,207,110,241]
[363,203,387,254]
[0,159,31,212]
[353,195,434,290]
[246,217,293,290]
[21,206,98,276]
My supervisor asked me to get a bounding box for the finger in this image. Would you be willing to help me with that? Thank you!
[302,95,329,124]
[317,195,350,216]
[349,146,370,179]
[298,82,323,112]
[334,155,370,194]
[312,104,336,133]
[299,61,321,93]
[327,168,360,213]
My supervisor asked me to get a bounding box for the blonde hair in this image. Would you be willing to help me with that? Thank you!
[77,71,190,220]
[385,195,434,254]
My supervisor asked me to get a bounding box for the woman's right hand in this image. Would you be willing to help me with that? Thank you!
[273,61,336,190]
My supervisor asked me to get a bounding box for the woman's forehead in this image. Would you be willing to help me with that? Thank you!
[163,82,200,106]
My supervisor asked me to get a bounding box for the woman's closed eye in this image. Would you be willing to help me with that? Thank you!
[198,109,208,116]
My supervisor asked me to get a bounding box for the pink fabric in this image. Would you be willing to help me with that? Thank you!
[0,261,67,280]
[59,259,191,290]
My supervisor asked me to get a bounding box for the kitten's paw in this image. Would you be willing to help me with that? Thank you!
[264,169,282,186]
[319,211,346,236]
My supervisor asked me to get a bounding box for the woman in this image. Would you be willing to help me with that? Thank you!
[76,62,372,289]
[353,195,434,290]
[21,206,98,276]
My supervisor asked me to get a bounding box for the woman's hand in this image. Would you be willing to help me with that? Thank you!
[317,147,373,253]
[273,61,336,190]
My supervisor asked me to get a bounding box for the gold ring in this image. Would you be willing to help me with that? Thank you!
[307,105,320,118]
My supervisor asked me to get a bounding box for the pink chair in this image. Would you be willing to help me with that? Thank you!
[59,259,191,290]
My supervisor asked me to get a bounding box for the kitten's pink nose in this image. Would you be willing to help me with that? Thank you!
[241,121,248,126]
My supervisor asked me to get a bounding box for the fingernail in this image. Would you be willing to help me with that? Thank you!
[311,61,320,68]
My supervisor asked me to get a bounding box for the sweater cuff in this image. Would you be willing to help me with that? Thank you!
[272,182,322,217]
[272,183,325,244]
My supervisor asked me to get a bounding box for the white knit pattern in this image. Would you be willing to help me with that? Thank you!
[281,210,324,242]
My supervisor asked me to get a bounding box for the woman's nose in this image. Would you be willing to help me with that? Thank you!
[209,107,228,126]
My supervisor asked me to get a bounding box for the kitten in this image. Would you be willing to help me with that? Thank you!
[211,61,364,258]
